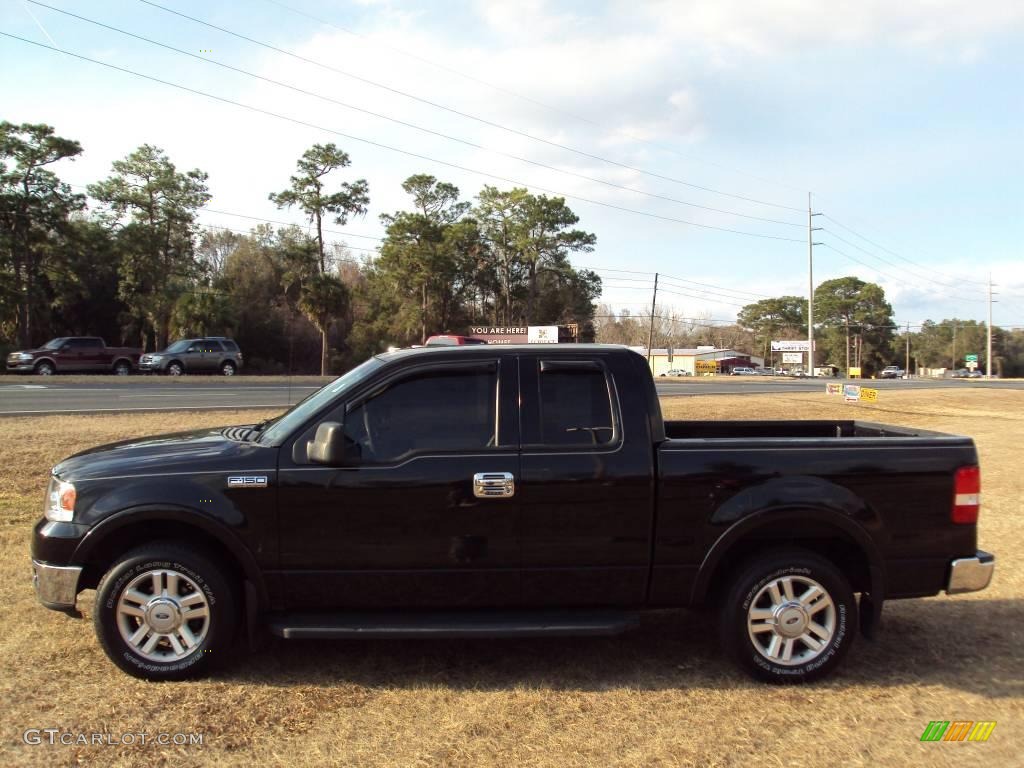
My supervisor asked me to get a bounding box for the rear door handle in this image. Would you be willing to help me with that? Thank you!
[473,472,515,499]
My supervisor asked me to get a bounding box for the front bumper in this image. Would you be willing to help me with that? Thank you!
[32,559,82,611]
[5,363,34,372]
[946,550,995,595]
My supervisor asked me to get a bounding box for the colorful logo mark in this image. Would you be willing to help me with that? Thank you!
[920,721,996,742]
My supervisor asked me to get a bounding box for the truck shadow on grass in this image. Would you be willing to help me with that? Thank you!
[233,597,1023,697]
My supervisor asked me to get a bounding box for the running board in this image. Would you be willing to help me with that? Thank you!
[268,610,640,640]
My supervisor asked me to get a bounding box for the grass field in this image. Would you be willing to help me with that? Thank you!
[1,390,1021,766]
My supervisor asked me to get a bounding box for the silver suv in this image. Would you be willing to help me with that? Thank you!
[138,337,243,376]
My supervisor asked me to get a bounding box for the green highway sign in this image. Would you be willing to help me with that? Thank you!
[965,354,978,363]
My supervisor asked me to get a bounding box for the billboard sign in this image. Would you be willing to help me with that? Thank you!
[528,325,559,343]
[771,340,814,352]
[843,384,861,402]
[782,352,803,363]
[965,354,978,362]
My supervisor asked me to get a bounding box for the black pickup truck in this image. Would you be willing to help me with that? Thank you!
[31,345,994,682]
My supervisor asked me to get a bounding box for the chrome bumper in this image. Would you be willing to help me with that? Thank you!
[32,559,82,610]
[946,550,995,595]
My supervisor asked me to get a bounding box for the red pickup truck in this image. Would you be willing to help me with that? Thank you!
[6,337,142,375]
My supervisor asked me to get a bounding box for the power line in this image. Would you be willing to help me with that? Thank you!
[2,32,805,244]
[260,0,809,196]
[31,2,803,229]
[135,0,805,214]
[818,243,986,303]
[821,226,971,291]
[822,214,988,286]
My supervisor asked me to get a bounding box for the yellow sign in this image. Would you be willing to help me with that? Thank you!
[859,387,878,402]
[849,366,862,378]
[696,360,718,373]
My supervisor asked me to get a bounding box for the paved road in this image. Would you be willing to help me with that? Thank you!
[0,377,1021,416]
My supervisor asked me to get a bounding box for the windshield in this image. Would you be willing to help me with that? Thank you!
[257,356,386,445]
[163,340,191,353]
[42,338,66,349]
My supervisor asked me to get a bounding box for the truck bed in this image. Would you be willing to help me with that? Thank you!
[663,419,954,441]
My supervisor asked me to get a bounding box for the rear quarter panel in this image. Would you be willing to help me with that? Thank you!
[651,435,979,605]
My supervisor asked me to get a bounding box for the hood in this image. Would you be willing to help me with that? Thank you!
[54,426,274,481]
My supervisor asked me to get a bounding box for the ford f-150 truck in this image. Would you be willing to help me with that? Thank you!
[7,337,142,375]
[31,345,994,682]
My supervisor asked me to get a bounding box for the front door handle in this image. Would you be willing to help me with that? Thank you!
[473,472,515,499]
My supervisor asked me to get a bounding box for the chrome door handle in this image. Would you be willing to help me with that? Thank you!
[473,472,515,499]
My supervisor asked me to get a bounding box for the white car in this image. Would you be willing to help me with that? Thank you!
[730,367,757,376]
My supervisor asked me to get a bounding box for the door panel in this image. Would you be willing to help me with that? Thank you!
[277,358,522,610]
[517,354,656,607]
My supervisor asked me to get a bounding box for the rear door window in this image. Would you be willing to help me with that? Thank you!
[526,360,618,448]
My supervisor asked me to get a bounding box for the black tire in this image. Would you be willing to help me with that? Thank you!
[220,361,236,376]
[167,361,184,376]
[719,548,857,683]
[113,360,132,376]
[35,360,55,376]
[93,542,237,681]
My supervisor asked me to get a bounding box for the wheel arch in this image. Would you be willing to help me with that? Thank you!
[111,357,134,371]
[691,506,885,610]
[74,506,269,613]
[33,357,57,372]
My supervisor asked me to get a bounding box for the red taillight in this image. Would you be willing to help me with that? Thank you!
[952,465,981,524]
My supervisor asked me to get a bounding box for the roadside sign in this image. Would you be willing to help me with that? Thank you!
[965,354,978,363]
[772,340,814,352]
[782,352,802,363]
[826,383,841,395]
[849,366,861,378]
[696,360,718,373]
[967,361,978,370]
[859,387,878,403]
[843,384,861,402]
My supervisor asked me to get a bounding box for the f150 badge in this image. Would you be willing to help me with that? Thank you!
[227,476,268,488]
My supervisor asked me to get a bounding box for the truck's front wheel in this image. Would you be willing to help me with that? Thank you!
[94,543,237,681]
[720,549,857,683]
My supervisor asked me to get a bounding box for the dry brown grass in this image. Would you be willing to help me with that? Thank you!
[1,392,1022,767]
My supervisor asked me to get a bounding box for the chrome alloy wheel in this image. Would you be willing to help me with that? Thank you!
[746,574,836,666]
[116,569,210,663]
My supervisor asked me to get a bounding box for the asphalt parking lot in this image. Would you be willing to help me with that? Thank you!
[1,375,1022,415]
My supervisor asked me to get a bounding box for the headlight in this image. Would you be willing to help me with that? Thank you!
[149,355,163,361]
[19,353,33,360]
[44,477,76,522]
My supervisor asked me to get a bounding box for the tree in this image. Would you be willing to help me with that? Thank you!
[196,228,241,277]
[375,175,477,343]
[88,145,210,349]
[813,277,895,374]
[269,144,369,273]
[474,186,596,326]
[737,296,806,360]
[520,194,596,321]
[0,121,84,346]
[298,271,350,375]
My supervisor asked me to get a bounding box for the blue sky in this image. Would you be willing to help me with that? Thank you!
[2,0,1022,328]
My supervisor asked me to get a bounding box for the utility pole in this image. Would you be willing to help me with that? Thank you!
[905,321,910,377]
[845,316,850,376]
[808,193,823,374]
[647,272,659,368]
[987,273,996,378]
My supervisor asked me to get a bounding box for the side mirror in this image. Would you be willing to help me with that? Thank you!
[307,421,352,466]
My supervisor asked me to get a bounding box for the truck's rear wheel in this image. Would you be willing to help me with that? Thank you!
[719,548,857,683]
[94,543,237,681]
[113,360,132,376]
